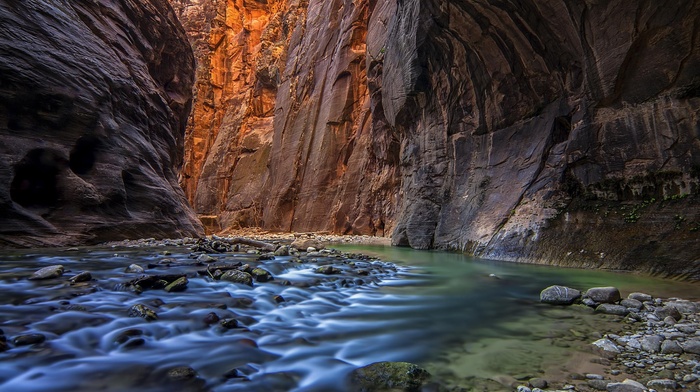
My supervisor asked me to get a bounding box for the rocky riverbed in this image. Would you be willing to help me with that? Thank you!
[0,234,698,391]
[534,285,700,392]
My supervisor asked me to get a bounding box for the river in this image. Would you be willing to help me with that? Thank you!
[0,242,697,391]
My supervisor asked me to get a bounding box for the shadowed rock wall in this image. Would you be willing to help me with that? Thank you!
[0,0,204,247]
[175,0,700,277]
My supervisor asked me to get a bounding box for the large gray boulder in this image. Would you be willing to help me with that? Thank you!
[540,285,581,305]
[585,287,621,304]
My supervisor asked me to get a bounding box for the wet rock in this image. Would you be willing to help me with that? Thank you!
[220,270,253,286]
[315,266,341,275]
[517,386,531,392]
[347,361,430,392]
[655,306,682,322]
[257,255,275,261]
[606,380,645,391]
[167,366,198,381]
[203,312,220,325]
[128,304,158,321]
[125,264,144,273]
[251,268,273,282]
[540,285,581,305]
[196,254,216,263]
[13,333,46,346]
[274,246,290,256]
[620,299,642,310]
[646,379,678,391]
[584,287,620,304]
[220,319,238,329]
[628,293,653,302]
[68,271,92,283]
[114,329,144,344]
[29,265,64,280]
[596,304,629,316]
[164,276,188,292]
[273,295,285,303]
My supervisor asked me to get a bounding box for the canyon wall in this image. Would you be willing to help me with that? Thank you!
[0,0,203,247]
[176,0,700,277]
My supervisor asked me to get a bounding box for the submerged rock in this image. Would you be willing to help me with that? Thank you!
[28,265,64,280]
[128,304,158,321]
[167,366,198,381]
[540,285,581,305]
[315,266,341,275]
[124,264,144,273]
[595,304,629,316]
[347,361,430,392]
[13,333,46,346]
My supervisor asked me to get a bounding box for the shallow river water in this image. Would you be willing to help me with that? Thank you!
[0,242,698,391]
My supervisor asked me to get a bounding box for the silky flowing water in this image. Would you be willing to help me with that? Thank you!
[0,242,698,391]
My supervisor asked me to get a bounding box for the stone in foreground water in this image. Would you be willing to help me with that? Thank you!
[347,361,430,392]
[540,285,581,305]
[28,265,64,280]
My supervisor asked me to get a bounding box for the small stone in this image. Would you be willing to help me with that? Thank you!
[220,270,253,286]
[273,295,285,303]
[584,287,621,304]
[646,379,678,391]
[664,316,677,325]
[655,306,682,322]
[667,300,698,314]
[681,338,700,354]
[628,292,652,302]
[315,265,341,275]
[29,265,64,280]
[640,335,663,353]
[586,374,604,380]
[683,374,697,382]
[611,370,621,376]
[167,366,197,381]
[529,378,547,389]
[164,276,188,292]
[220,319,238,329]
[128,304,158,321]
[196,254,216,263]
[306,247,317,253]
[676,324,697,334]
[203,312,220,325]
[347,362,430,392]
[596,304,629,316]
[69,271,92,283]
[660,340,683,354]
[620,298,643,310]
[124,264,144,273]
[251,268,273,282]
[588,379,609,390]
[540,285,581,305]
[517,386,531,392]
[13,333,46,346]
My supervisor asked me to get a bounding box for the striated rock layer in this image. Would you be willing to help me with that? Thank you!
[0,0,204,247]
[175,0,700,277]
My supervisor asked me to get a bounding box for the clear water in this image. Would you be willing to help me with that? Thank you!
[0,243,697,391]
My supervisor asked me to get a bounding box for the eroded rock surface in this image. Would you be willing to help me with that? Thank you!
[174,0,700,277]
[0,0,203,247]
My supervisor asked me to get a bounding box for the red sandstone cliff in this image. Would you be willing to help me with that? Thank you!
[174,0,700,277]
[0,0,203,246]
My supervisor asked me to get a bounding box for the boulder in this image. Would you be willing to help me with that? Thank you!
[220,270,253,286]
[620,299,642,310]
[585,287,621,304]
[681,339,700,355]
[128,304,158,321]
[250,268,273,282]
[347,361,430,392]
[164,276,188,292]
[628,293,653,302]
[540,285,581,305]
[28,265,64,280]
[640,335,663,353]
